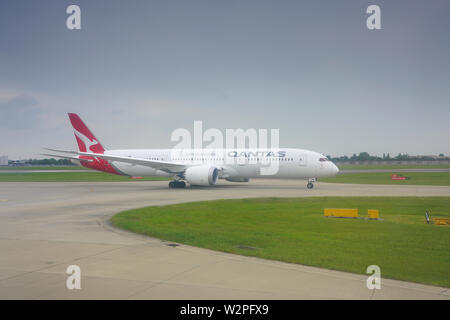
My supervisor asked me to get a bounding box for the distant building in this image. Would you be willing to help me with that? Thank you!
[9,160,27,166]
[0,156,8,166]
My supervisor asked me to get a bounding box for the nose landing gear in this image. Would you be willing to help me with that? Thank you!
[169,180,186,189]
[307,178,316,189]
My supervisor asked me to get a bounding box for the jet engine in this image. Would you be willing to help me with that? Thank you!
[184,165,219,186]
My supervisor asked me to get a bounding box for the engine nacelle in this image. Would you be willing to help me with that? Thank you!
[225,177,250,183]
[185,165,219,186]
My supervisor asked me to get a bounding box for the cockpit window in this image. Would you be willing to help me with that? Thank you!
[319,157,329,162]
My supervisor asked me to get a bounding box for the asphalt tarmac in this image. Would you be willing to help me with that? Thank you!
[0,180,449,299]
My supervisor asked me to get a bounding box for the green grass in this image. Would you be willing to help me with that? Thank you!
[337,164,450,170]
[0,172,169,182]
[0,166,85,170]
[112,197,450,287]
[322,172,450,186]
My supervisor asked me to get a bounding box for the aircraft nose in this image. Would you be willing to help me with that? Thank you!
[331,163,339,175]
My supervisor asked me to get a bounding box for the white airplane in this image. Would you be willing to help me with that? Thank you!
[45,113,339,189]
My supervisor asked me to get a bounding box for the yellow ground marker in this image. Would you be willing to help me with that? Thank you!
[324,208,382,220]
[368,209,379,219]
[324,208,358,218]
[433,218,450,226]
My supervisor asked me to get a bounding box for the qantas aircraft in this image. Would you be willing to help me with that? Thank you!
[45,113,339,189]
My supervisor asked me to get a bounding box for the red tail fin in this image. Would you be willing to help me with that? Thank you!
[68,113,106,154]
[67,113,119,175]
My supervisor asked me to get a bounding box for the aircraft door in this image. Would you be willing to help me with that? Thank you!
[298,153,307,166]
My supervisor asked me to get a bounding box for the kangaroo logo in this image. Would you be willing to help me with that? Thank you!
[74,129,100,153]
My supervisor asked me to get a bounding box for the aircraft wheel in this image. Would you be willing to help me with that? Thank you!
[175,181,186,188]
[170,181,186,188]
[307,182,314,189]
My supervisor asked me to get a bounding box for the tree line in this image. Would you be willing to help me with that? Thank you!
[10,158,75,166]
[327,152,447,162]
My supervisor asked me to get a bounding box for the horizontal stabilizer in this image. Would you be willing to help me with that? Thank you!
[41,153,94,163]
[44,148,79,155]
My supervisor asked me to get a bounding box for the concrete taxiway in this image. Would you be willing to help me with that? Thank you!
[0,180,449,299]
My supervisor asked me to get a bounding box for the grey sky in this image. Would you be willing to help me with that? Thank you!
[0,0,449,159]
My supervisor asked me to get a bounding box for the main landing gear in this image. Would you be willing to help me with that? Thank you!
[307,178,316,189]
[169,180,186,189]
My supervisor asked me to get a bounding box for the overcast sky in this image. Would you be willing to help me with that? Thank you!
[1,0,449,159]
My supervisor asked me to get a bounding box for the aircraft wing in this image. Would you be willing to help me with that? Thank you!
[45,148,187,173]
